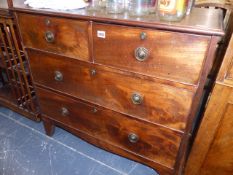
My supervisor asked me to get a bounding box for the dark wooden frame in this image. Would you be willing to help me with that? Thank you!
[0,0,39,121]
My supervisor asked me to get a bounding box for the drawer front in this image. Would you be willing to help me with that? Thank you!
[37,87,182,168]
[17,13,90,61]
[29,50,194,131]
[93,23,210,85]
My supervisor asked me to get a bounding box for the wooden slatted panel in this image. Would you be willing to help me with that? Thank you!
[0,17,37,113]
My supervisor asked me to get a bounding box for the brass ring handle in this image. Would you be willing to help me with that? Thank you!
[61,107,69,116]
[131,93,143,105]
[128,133,139,143]
[54,71,63,81]
[135,47,149,62]
[45,31,55,43]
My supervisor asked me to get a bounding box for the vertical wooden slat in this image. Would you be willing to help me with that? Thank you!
[0,22,22,104]
[8,20,36,111]
[0,45,16,96]
[7,0,13,8]
[0,6,38,121]
[2,21,30,109]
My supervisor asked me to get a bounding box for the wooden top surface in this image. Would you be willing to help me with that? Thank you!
[11,0,224,36]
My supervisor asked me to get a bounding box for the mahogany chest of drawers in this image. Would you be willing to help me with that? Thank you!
[12,3,224,175]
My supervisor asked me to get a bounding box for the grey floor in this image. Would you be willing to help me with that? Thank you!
[0,107,158,175]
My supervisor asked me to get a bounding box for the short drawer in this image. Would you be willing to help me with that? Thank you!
[93,23,210,85]
[37,87,182,168]
[29,50,194,131]
[17,13,90,61]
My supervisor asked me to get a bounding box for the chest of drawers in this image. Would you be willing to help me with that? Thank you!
[13,3,224,175]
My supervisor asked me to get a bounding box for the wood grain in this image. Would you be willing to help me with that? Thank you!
[37,87,183,170]
[217,30,233,86]
[93,23,211,85]
[11,5,224,174]
[16,13,90,61]
[184,84,233,175]
[175,36,221,175]
[28,49,194,131]
[185,30,233,175]
[200,103,233,175]
[227,61,233,80]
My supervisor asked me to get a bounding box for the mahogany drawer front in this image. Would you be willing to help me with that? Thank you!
[28,50,194,131]
[17,13,90,61]
[37,87,182,168]
[93,23,211,85]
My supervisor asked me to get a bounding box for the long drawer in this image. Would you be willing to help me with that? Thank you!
[17,13,90,61]
[28,49,194,131]
[37,87,182,169]
[93,23,211,85]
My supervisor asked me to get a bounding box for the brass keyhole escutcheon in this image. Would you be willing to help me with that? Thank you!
[90,69,97,76]
[61,107,69,116]
[140,32,147,40]
[92,108,98,113]
[54,71,63,82]
[45,19,51,26]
